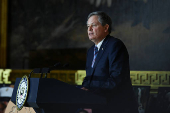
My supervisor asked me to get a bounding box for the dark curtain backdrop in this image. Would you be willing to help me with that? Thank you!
[8,0,170,70]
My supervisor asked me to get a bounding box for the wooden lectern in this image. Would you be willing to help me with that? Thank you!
[11,78,106,113]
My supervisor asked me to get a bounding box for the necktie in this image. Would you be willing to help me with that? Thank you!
[91,46,98,68]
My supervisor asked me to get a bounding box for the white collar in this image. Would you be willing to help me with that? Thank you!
[95,38,105,51]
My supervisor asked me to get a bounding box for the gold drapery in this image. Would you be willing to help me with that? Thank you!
[0,0,8,68]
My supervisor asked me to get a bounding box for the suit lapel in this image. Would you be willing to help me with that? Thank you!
[92,35,110,71]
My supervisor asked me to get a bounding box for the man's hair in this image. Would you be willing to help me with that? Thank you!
[87,11,112,34]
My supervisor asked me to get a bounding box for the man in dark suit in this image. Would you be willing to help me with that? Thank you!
[81,11,138,113]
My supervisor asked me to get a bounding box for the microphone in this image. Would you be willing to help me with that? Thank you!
[63,63,69,68]
[42,62,61,78]
[32,62,60,76]
[42,62,61,73]
[54,62,61,67]
[31,62,69,78]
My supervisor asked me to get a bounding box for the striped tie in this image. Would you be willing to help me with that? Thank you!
[91,46,98,68]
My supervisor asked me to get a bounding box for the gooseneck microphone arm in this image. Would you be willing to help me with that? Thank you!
[29,62,69,78]
[43,63,61,78]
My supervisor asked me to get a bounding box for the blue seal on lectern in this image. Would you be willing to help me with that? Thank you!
[16,75,29,110]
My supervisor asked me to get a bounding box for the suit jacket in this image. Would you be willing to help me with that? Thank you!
[82,35,138,113]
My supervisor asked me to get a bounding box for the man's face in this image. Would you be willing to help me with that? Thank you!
[87,15,108,44]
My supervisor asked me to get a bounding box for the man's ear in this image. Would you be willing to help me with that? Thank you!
[104,24,109,32]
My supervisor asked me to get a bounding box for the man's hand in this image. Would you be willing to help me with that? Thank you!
[81,87,89,91]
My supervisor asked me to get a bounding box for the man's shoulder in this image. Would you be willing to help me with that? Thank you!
[107,36,124,45]
[108,35,122,42]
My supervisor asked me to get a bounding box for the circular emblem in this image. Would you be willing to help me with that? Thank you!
[16,75,29,110]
